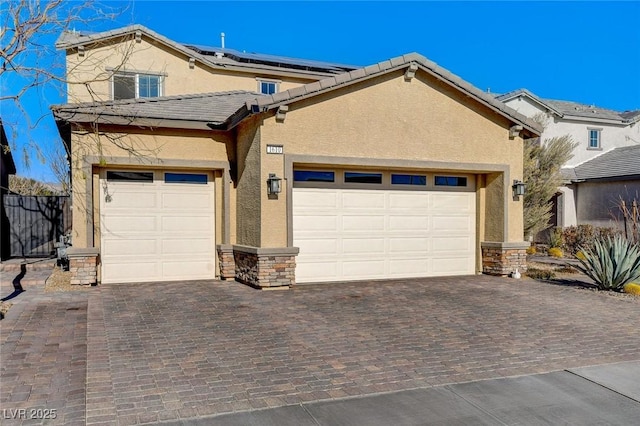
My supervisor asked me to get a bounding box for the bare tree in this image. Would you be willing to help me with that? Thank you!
[1,0,132,169]
[8,175,58,195]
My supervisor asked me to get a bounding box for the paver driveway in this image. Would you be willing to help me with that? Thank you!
[86,275,640,424]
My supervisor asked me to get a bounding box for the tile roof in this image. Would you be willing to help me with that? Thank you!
[57,25,354,78]
[245,53,543,137]
[51,91,260,130]
[563,145,640,181]
[497,88,638,124]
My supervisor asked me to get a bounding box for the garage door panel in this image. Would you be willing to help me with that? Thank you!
[294,186,475,283]
[389,237,430,253]
[432,215,474,233]
[102,216,157,233]
[342,215,385,231]
[388,215,429,231]
[162,192,212,209]
[342,238,385,254]
[342,260,385,278]
[296,238,339,255]
[388,193,429,209]
[295,190,338,208]
[389,259,430,275]
[342,192,385,209]
[102,261,160,283]
[106,191,157,209]
[161,238,213,255]
[100,170,215,284]
[293,215,338,232]
[102,239,158,256]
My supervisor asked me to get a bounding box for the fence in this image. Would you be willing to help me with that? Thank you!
[2,195,71,258]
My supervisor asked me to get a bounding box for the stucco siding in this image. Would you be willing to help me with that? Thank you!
[259,70,525,245]
[67,36,315,103]
[235,117,262,247]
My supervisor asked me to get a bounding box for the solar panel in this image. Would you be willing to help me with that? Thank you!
[184,43,357,74]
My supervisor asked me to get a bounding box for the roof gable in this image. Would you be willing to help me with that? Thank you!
[245,53,543,137]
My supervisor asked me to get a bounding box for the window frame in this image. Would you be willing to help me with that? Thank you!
[434,175,468,187]
[344,171,383,185]
[256,78,280,95]
[112,71,164,100]
[587,128,602,150]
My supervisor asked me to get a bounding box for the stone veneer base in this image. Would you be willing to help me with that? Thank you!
[228,245,299,289]
[481,241,529,276]
[67,247,99,285]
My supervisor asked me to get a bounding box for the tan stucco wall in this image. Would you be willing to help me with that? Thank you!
[235,117,262,247]
[66,35,315,103]
[70,126,232,248]
[256,70,525,246]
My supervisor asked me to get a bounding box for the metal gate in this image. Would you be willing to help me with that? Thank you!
[2,195,71,257]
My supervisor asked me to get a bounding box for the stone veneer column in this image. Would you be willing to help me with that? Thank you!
[481,242,529,276]
[216,244,235,280]
[67,247,100,285]
[232,245,299,289]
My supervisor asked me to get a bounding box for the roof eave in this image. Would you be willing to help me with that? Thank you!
[53,110,217,131]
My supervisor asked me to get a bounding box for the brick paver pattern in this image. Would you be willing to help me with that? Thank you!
[87,276,640,425]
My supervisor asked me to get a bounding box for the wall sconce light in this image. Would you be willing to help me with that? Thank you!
[267,173,282,195]
[512,180,526,197]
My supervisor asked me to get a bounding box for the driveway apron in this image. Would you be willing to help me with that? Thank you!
[85,276,640,424]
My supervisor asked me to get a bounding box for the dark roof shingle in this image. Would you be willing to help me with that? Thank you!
[564,145,640,181]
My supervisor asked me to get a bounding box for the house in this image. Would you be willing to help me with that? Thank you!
[498,89,640,231]
[52,25,541,287]
[1,120,17,260]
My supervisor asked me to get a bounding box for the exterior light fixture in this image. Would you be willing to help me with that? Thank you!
[267,173,282,195]
[512,180,526,197]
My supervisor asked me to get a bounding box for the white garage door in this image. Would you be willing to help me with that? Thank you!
[100,170,215,283]
[293,186,476,283]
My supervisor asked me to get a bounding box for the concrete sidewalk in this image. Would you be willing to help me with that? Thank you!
[169,361,640,425]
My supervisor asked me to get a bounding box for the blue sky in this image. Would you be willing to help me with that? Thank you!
[4,1,640,183]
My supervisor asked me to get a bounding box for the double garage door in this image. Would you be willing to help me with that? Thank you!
[99,170,216,284]
[293,172,477,283]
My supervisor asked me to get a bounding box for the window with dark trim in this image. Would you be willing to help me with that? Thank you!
[164,173,208,184]
[293,170,335,182]
[344,172,383,184]
[106,171,154,182]
[434,176,467,187]
[113,72,163,100]
[391,174,427,186]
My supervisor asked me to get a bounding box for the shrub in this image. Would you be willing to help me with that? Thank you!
[575,235,640,291]
[526,268,556,280]
[623,282,640,296]
[548,227,564,248]
[548,247,563,258]
[526,246,537,255]
[562,225,620,256]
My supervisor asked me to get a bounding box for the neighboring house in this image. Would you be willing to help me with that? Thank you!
[52,25,541,287]
[498,89,640,230]
[1,120,17,260]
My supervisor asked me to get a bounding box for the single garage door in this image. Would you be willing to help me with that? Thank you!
[100,170,215,283]
[293,171,476,283]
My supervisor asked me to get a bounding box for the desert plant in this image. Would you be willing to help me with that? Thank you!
[575,235,640,291]
[623,282,640,296]
[548,227,564,248]
[548,247,563,258]
[526,246,537,255]
[563,225,620,256]
[525,268,556,280]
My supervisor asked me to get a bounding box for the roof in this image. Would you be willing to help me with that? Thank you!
[562,144,640,182]
[245,53,543,136]
[53,53,543,136]
[56,25,355,79]
[51,91,261,130]
[497,88,638,124]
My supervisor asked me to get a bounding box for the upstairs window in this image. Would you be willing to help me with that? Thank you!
[258,79,279,95]
[113,72,163,100]
[588,128,601,149]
